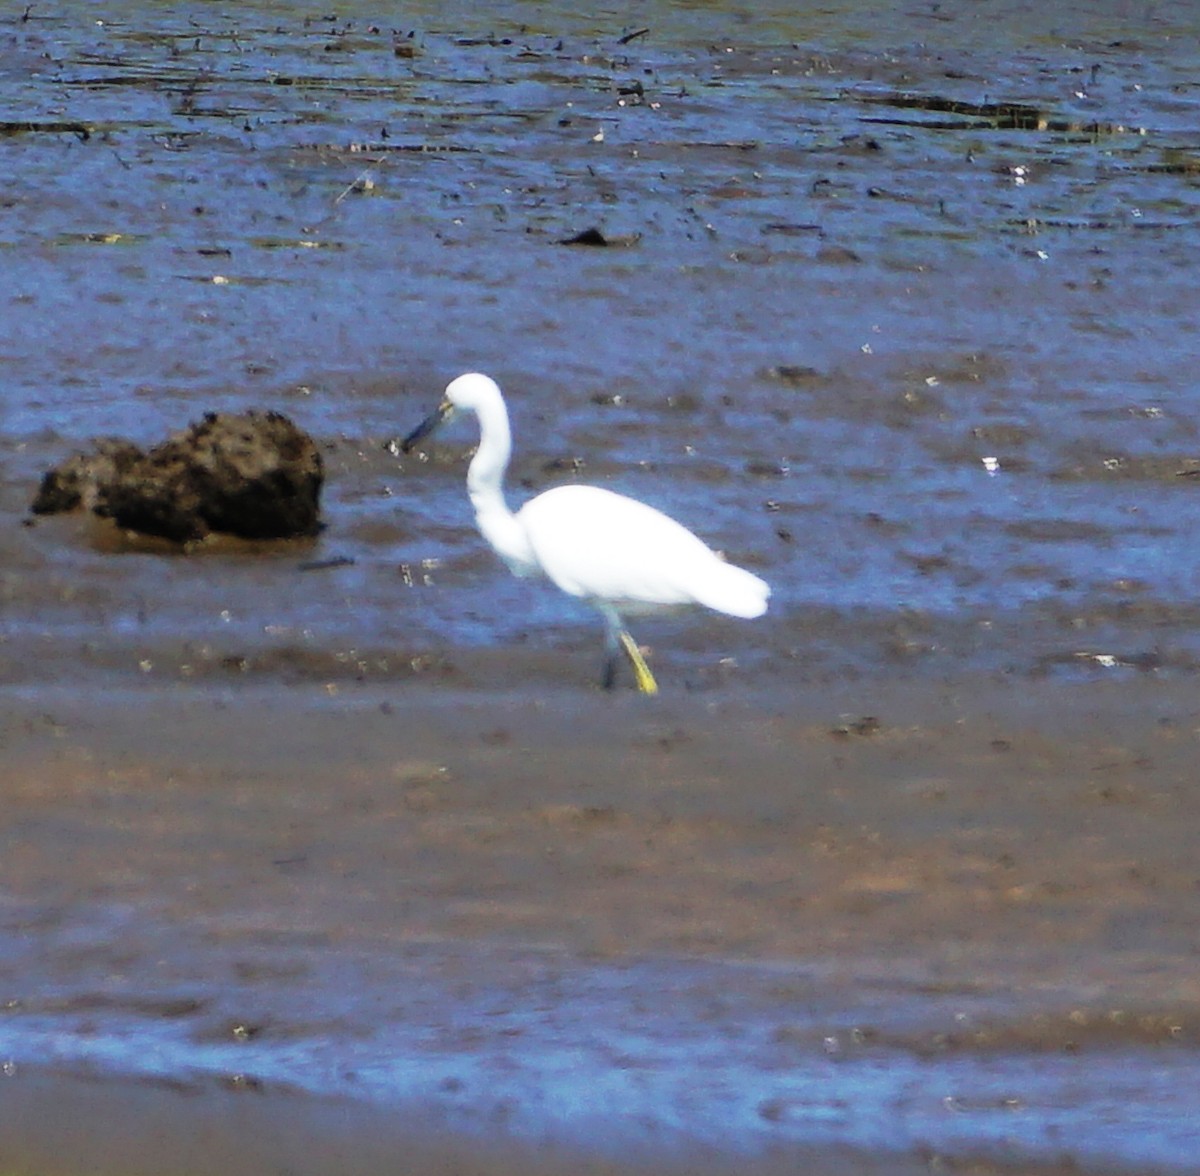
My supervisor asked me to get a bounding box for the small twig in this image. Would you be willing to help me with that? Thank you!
[297,556,356,572]
[618,26,649,45]
[333,165,378,203]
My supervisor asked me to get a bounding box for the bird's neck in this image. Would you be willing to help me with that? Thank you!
[467,397,536,574]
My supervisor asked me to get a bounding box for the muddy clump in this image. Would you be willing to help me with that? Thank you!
[32,412,323,542]
[30,438,145,515]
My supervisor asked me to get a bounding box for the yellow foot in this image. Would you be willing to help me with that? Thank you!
[618,631,658,695]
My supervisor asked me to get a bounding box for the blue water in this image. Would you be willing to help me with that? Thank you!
[3,921,1198,1171]
[6,0,1200,685]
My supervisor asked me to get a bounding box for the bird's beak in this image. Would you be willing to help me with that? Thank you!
[400,398,454,453]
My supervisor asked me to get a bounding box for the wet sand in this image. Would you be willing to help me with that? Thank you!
[3,678,1200,1172]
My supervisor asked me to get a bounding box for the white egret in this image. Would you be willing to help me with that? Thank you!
[401,373,770,693]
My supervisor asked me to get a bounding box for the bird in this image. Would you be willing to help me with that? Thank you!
[400,373,770,694]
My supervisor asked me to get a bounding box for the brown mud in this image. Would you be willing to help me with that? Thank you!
[3,680,1200,1173]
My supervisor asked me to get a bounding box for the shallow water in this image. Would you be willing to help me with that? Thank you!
[6,917,1200,1170]
[4,0,1200,688]
[4,2,1200,1172]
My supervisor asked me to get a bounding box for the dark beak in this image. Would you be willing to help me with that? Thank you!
[400,398,453,453]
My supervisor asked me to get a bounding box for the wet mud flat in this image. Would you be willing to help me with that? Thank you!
[3,678,1200,1174]
[5,0,1200,684]
[4,0,1200,1172]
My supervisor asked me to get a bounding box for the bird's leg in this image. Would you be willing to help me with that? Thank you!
[600,610,621,690]
[597,605,657,694]
[618,629,659,695]
[602,651,619,691]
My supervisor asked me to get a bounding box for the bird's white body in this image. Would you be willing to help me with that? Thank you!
[518,485,768,618]
[402,372,769,691]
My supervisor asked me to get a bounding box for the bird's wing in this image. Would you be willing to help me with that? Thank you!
[517,485,766,615]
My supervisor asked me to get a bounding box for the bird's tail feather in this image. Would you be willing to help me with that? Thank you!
[692,561,770,618]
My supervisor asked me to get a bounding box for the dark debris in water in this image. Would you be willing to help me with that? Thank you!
[0,119,92,140]
[297,555,356,573]
[857,91,1141,135]
[558,226,641,247]
[1053,453,1200,483]
[560,227,607,246]
[761,365,824,385]
[830,715,883,738]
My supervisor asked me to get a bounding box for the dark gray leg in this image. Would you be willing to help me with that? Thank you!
[599,604,622,691]
[602,651,619,691]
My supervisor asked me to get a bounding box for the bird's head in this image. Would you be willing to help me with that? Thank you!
[444,372,504,415]
[400,372,503,453]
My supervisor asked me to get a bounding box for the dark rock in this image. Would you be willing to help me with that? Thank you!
[32,411,323,542]
[31,438,144,515]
